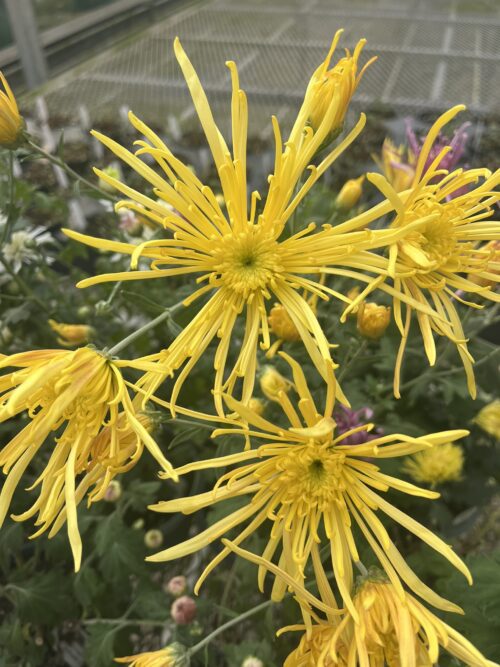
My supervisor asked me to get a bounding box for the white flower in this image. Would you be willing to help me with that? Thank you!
[3,226,54,272]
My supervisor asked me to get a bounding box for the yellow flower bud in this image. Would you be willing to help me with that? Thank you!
[335,175,364,211]
[104,480,122,503]
[0,71,23,149]
[403,443,464,487]
[308,32,374,140]
[48,319,93,347]
[474,401,500,440]
[356,302,391,340]
[259,366,292,402]
[248,397,265,416]
[268,304,301,342]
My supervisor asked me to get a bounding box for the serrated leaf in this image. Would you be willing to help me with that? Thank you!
[84,623,120,667]
[126,479,162,510]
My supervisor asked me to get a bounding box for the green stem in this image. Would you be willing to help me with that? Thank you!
[189,598,274,658]
[338,339,368,382]
[1,151,15,245]
[82,618,166,628]
[106,299,185,357]
[27,139,116,201]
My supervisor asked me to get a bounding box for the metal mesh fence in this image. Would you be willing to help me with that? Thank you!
[33,0,500,137]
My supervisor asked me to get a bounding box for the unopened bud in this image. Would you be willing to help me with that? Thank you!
[242,658,264,667]
[104,480,121,502]
[171,596,197,625]
[95,300,112,316]
[259,366,292,402]
[248,397,265,416]
[0,71,24,149]
[144,529,163,549]
[335,175,364,211]
[132,518,145,530]
[98,165,121,192]
[357,302,391,340]
[268,304,300,342]
[165,575,187,597]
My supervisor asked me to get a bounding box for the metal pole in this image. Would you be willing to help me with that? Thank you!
[4,0,48,89]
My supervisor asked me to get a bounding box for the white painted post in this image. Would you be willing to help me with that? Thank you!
[4,0,48,89]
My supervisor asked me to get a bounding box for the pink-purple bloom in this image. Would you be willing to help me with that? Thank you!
[334,405,382,446]
[406,119,470,177]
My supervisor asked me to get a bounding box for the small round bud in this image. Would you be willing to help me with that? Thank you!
[356,302,391,340]
[259,366,292,402]
[242,658,264,667]
[474,401,500,440]
[103,480,121,502]
[144,529,163,549]
[95,300,112,316]
[268,304,300,342]
[132,518,145,530]
[335,175,364,211]
[171,596,197,625]
[165,575,187,597]
[98,165,121,193]
[0,326,13,345]
[77,305,92,318]
[248,397,265,416]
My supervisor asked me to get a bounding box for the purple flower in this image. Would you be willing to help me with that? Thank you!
[334,405,382,446]
[405,119,470,176]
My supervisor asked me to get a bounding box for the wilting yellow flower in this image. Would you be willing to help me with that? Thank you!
[356,302,391,340]
[115,643,189,666]
[259,365,292,402]
[283,577,495,667]
[335,175,364,211]
[0,347,175,570]
[474,400,500,440]
[148,353,469,617]
[0,71,23,148]
[376,138,416,193]
[404,442,464,486]
[336,106,500,398]
[308,32,374,139]
[63,37,408,416]
[48,319,94,346]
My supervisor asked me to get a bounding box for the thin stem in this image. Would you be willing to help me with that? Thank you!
[0,255,52,314]
[338,339,368,382]
[106,299,185,357]
[82,618,166,628]
[27,139,116,201]
[1,151,15,244]
[189,598,274,658]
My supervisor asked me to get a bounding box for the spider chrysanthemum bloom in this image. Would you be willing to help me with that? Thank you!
[403,441,464,486]
[474,400,500,440]
[115,643,189,667]
[0,71,23,149]
[0,347,176,570]
[148,353,469,617]
[63,35,407,415]
[336,105,500,398]
[283,576,495,667]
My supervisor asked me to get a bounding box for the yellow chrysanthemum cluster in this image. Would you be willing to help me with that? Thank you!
[1,33,498,667]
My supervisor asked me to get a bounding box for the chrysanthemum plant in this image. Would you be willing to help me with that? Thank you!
[0,29,499,667]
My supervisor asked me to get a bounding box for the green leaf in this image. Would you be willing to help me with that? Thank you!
[84,623,121,667]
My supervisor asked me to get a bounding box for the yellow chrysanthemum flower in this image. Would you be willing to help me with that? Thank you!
[0,71,23,148]
[48,319,94,346]
[474,400,500,440]
[115,643,189,666]
[403,442,464,486]
[334,106,500,398]
[147,353,469,617]
[283,576,495,667]
[62,36,408,415]
[0,347,176,570]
